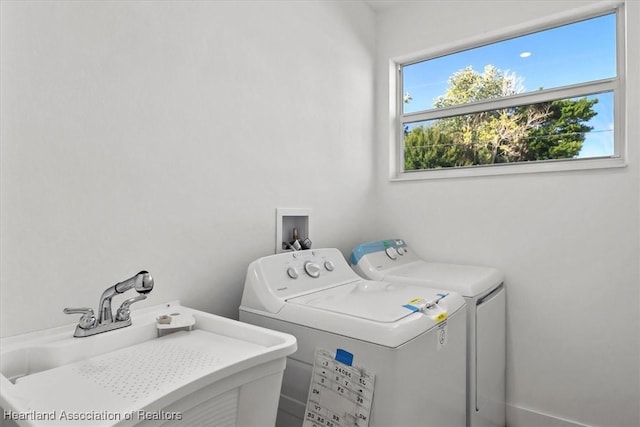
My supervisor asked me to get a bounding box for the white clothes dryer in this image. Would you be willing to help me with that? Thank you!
[351,239,506,427]
[239,248,467,427]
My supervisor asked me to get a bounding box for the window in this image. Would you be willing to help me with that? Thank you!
[394,6,625,179]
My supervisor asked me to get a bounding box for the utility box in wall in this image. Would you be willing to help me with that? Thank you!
[276,208,311,253]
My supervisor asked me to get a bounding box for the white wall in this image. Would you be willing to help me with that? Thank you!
[0,1,377,336]
[2,1,639,426]
[374,1,639,427]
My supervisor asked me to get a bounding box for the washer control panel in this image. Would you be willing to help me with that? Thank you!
[285,259,336,280]
[252,248,361,300]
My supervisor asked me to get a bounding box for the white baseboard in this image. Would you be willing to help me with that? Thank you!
[506,404,592,427]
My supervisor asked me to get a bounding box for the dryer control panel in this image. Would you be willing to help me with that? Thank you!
[350,239,421,281]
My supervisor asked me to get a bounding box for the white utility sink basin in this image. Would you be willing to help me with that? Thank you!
[0,301,297,426]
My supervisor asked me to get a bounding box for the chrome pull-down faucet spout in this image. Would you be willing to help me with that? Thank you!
[98,271,154,325]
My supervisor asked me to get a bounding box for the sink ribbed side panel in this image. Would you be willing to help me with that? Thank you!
[160,388,239,427]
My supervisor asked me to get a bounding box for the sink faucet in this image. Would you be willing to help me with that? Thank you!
[64,271,154,337]
[97,270,154,325]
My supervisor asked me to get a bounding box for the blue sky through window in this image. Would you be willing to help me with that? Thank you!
[402,13,616,158]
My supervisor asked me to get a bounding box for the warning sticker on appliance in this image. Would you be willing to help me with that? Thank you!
[303,348,376,427]
[433,311,448,323]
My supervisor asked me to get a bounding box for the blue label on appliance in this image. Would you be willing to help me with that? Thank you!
[335,348,354,366]
[350,239,407,265]
[402,304,420,313]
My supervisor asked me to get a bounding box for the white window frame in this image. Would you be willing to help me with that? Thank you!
[390,2,626,181]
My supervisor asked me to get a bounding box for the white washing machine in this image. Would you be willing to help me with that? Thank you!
[239,248,468,427]
[351,239,506,427]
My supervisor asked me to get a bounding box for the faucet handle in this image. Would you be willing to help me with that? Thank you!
[63,307,97,330]
[115,295,147,322]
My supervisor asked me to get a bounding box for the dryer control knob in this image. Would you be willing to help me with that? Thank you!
[385,247,398,260]
[397,247,405,255]
[304,261,321,278]
[287,267,299,279]
[324,260,335,271]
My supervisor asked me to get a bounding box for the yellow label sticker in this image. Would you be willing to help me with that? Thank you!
[434,312,448,323]
[408,298,424,304]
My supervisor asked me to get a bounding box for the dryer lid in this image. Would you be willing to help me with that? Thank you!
[287,279,452,323]
[384,261,503,298]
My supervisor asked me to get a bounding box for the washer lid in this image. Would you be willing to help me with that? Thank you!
[287,280,449,322]
[384,261,503,298]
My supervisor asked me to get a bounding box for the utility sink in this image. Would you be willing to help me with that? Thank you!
[0,301,297,426]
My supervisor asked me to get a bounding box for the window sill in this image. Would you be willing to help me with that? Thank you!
[390,157,627,181]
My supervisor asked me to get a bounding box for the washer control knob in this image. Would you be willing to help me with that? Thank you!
[286,267,298,279]
[397,247,405,255]
[324,261,335,271]
[304,261,321,278]
[385,247,398,260]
